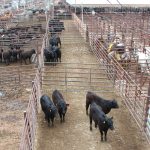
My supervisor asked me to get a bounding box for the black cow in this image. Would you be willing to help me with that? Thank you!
[86,91,119,115]
[1,49,11,65]
[55,35,61,48]
[49,35,61,48]
[44,48,57,64]
[9,47,20,62]
[40,95,57,126]
[49,36,58,46]
[52,46,61,62]
[89,102,114,141]
[52,90,69,122]
[20,49,36,64]
[0,50,2,62]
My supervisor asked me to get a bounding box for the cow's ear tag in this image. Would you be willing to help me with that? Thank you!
[103,121,105,124]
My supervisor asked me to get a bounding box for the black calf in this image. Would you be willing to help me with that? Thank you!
[89,102,114,141]
[86,91,119,115]
[40,95,57,126]
[20,49,36,64]
[52,90,69,122]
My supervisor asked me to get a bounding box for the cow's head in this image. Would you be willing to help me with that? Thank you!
[31,49,36,54]
[111,99,119,108]
[57,101,69,115]
[50,106,57,117]
[105,116,114,130]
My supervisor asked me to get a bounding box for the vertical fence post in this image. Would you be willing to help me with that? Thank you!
[86,25,89,43]
[144,82,150,132]
[24,111,27,119]
[89,68,91,91]
[113,67,117,88]
[32,80,37,113]
[65,66,67,93]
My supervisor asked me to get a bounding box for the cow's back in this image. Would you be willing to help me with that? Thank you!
[86,91,94,104]
[90,102,105,123]
[40,95,52,111]
[52,90,64,104]
[86,91,103,104]
[86,91,109,111]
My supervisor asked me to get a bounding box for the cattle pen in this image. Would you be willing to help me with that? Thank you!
[0,1,150,150]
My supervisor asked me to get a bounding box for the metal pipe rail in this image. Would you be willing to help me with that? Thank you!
[72,13,150,143]
[19,69,41,150]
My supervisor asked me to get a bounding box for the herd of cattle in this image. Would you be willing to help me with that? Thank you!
[44,19,64,64]
[0,18,64,65]
[40,90,119,142]
[44,34,62,63]
[0,36,62,65]
[0,23,44,65]
[0,47,36,65]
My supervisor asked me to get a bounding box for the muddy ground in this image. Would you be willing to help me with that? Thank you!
[36,20,149,150]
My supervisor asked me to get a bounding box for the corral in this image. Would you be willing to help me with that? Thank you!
[0,1,150,150]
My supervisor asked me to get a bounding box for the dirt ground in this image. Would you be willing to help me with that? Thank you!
[36,20,149,150]
[0,66,37,149]
[0,15,45,150]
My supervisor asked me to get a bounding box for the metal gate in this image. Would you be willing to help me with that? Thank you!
[42,62,115,95]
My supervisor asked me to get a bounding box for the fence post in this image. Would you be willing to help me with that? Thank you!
[144,82,150,131]
[89,68,91,91]
[32,80,37,113]
[24,111,26,119]
[86,25,89,43]
[113,68,117,88]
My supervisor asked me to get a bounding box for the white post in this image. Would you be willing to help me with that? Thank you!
[75,0,76,14]
[92,10,95,33]
[81,1,83,23]
[50,0,54,19]
[3,0,5,8]
[24,0,26,13]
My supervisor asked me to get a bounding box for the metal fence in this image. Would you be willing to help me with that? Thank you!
[72,13,150,143]
[43,62,114,93]
[18,9,49,150]
[19,69,41,150]
[18,12,150,149]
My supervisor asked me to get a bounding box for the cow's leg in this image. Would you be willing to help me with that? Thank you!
[95,121,98,128]
[51,117,54,127]
[104,130,108,141]
[63,114,65,122]
[29,57,31,63]
[20,58,22,64]
[86,102,89,115]
[6,59,9,65]
[44,115,47,121]
[89,115,92,131]
[59,113,63,123]
[100,130,103,141]
[59,42,61,48]
[15,56,17,62]
[24,59,27,65]
[47,118,50,127]
[59,52,61,62]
